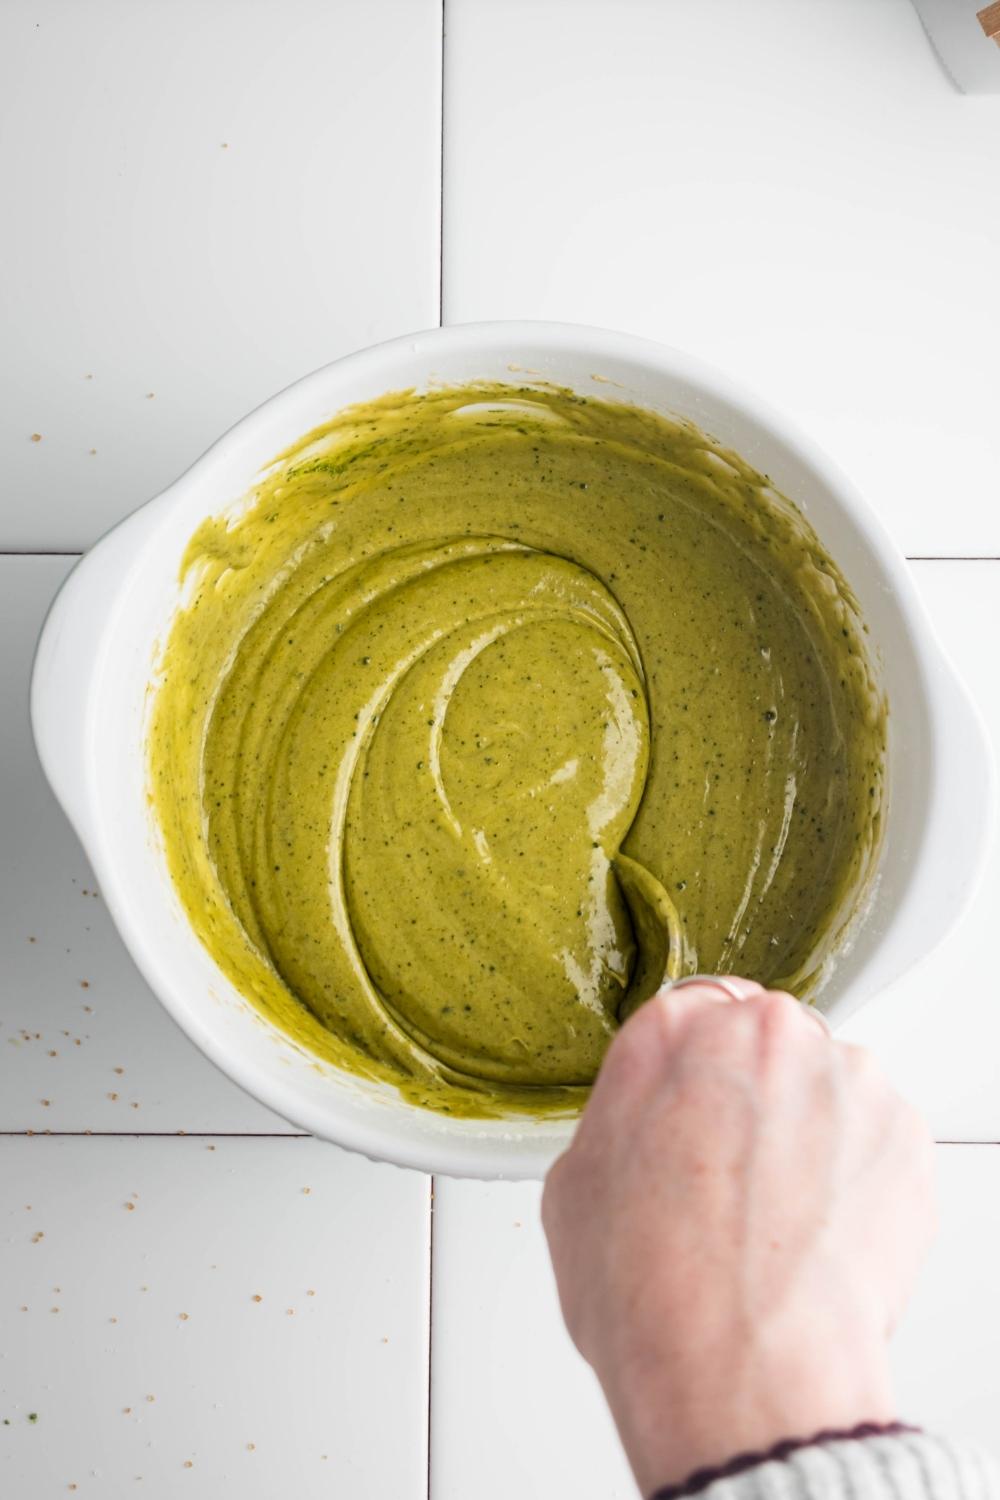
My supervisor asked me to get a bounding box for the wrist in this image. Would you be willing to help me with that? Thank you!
[597,1326,894,1497]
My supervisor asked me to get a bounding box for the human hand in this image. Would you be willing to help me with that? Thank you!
[542,981,937,1496]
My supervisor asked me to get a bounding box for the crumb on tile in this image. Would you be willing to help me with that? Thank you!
[79,980,90,989]
[30,433,42,443]
[179,1312,189,1321]
[108,1093,119,1102]
[301,1187,311,1195]
[124,1202,134,1211]
[114,1067,124,1075]
[246,1442,256,1451]
[146,1395,155,1403]
[251,1294,262,1303]
[183,1461,193,1469]
[306,1289,315,1297]
[32,1232,44,1244]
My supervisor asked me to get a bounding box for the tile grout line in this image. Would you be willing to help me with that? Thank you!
[1,1132,993,1144]
[0,1130,310,1139]
[428,8,445,1497]
[437,0,447,329]
[427,1174,436,1500]
[2,551,1000,563]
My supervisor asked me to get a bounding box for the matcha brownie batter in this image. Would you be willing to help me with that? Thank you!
[148,382,886,1117]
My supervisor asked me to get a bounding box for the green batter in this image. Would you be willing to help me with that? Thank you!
[148,382,886,1118]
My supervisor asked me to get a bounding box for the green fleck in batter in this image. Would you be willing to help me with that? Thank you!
[148,382,886,1118]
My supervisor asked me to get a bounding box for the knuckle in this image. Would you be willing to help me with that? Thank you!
[838,1041,881,1078]
[904,1100,934,1151]
[685,995,758,1045]
[755,988,805,1028]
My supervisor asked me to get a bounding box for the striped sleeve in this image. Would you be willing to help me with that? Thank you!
[651,1431,1000,1500]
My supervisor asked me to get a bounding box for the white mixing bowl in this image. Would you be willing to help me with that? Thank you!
[31,322,995,1178]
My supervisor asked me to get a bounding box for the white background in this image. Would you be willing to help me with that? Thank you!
[1,1,999,1495]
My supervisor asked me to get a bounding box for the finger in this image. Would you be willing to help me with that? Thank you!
[661,975,765,1005]
[747,986,831,1041]
[613,975,758,1065]
[580,978,765,1143]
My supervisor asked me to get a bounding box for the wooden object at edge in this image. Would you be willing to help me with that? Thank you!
[978,2,1000,45]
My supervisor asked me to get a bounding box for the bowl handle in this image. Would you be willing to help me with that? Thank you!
[901,644,997,972]
[30,506,157,843]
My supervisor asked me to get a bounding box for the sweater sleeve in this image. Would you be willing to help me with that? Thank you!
[650,1431,1000,1500]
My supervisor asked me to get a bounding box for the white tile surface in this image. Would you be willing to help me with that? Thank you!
[430,1149,1000,1499]
[893,1145,1000,1444]
[0,557,292,1133]
[844,563,1000,1141]
[0,1136,430,1497]
[0,0,442,551]
[429,1178,634,1500]
[444,0,1000,558]
[6,5,1000,1494]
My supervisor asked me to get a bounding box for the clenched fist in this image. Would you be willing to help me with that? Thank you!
[542,981,936,1496]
